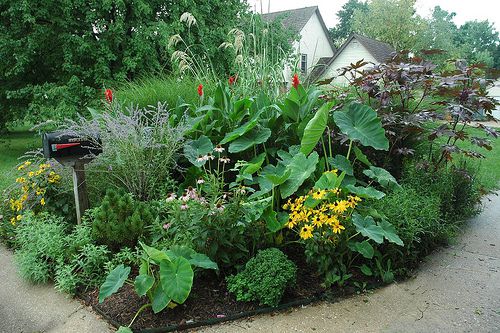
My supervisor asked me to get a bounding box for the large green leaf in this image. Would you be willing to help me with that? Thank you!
[160,257,194,304]
[314,172,338,190]
[220,114,262,144]
[140,242,169,263]
[241,153,266,175]
[183,136,214,167]
[352,213,384,244]
[99,265,131,303]
[280,152,319,198]
[189,253,218,270]
[348,240,374,259]
[228,127,271,153]
[353,146,372,166]
[300,102,334,155]
[134,274,155,297]
[151,285,171,314]
[165,245,196,261]
[333,103,389,150]
[378,220,404,246]
[329,155,353,175]
[346,184,385,200]
[263,207,286,232]
[363,166,401,190]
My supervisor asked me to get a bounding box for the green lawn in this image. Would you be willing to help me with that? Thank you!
[0,131,40,192]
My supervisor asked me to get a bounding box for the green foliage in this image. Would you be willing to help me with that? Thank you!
[329,0,369,46]
[55,244,110,294]
[226,248,297,307]
[99,242,217,317]
[92,189,154,251]
[372,186,445,273]
[14,212,68,283]
[0,0,249,128]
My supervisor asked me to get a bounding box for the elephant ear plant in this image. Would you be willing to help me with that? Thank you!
[98,242,218,331]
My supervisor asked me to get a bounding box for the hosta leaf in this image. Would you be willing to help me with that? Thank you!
[183,136,214,167]
[228,127,271,153]
[189,253,218,270]
[300,102,334,155]
[333,103,389,150]
[348,240,374,259]
[363,166,401,190]
[152,285,171,314]
[134,274,155,297]
[99,264,130,303]
[160,257,194,304]
[352,213,384,244]
[378,220,404,246]
[346,184,385,200]
[280,152,319,198]
[329,155,353,175]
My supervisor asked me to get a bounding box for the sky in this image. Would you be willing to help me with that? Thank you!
[247,0,500,32]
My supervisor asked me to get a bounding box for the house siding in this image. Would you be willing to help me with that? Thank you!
[321,39,378,85]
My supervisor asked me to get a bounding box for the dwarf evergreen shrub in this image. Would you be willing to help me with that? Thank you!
[92,189,154,251]
[226,248,296,307]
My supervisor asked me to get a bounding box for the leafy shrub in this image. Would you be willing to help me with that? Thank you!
[14,212,68,283]
[373,186,445,273]
[92,189,154,251]
[226,248,297,307]
[55,244,110,294]
[403,161,481,222]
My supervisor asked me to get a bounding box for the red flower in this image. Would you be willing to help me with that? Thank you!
[228,75,236,85]
[197,84,203,97]
[292,73,299,89]
[105,89,113,103]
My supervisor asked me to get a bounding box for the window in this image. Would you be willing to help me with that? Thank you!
[300,54,307,74]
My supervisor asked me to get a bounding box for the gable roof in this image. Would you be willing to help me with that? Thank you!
[309,33,395,82]
[262,6,336,53]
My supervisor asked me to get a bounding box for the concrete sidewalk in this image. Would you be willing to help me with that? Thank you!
[0,246,114,333]
[199,193,500,333]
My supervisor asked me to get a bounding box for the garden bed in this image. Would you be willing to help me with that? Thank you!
[81,248,328,332]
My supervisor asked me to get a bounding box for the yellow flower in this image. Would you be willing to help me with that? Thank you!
[40,198,46,206]
[312,189,326,200]
[22,185,29,193]
[325,214,339,226]
[311,213,327,228]
[36,188,46,195]
[10,217,16,226]
[28,171,35,178]
[17,165,24,171]
[330,187,341,196]
[324,169,338,175]
[20,194,28,202]
[332,200,349,214]
[15,177,26,183]
[299,224,314,240]
[16,214,22,221]
[332,221,345,234]
[25,161,32,166]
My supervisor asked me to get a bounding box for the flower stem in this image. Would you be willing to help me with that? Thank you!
[128,303,152,328]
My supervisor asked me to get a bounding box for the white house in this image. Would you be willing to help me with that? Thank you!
[262,6,336,79]
[312,33,394,85]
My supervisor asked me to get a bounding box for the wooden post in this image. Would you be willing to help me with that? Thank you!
[72,160,89,224]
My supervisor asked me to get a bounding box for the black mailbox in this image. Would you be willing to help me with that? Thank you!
[42,131,102,160]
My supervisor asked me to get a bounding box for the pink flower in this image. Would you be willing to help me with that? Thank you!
[166,193,177,202]
[180,203,189,210]
[163,223,171,230]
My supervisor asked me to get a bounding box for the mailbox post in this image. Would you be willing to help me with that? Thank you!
[42,132,101,224]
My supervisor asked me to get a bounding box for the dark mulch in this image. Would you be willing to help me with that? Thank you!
[80,247,328,331]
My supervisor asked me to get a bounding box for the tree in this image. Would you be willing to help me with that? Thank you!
[352,0,428,51]
[329,0,368,46]
[455,20,499,68]
[0,0,249,130]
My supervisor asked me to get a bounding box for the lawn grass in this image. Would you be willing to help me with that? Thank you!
[0,131,40,192]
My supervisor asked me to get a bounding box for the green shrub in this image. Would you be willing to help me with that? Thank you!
[373,187,446,273]
[403,161,481,222]
[14,212,68,283]
[226,248,297,307]
[55,244,110,294]
[92,189,154,251]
